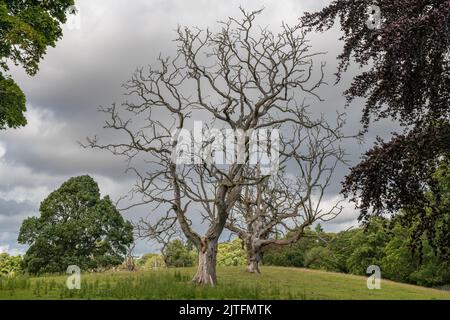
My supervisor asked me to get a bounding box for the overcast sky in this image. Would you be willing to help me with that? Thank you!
[0,0,395,256]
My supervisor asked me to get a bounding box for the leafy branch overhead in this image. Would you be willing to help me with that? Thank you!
[303,0,450,257]
[0,0,75,129]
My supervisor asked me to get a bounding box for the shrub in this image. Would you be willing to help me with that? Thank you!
[217,239,246,267]
[0,253,21,277]
[163,240,195,268]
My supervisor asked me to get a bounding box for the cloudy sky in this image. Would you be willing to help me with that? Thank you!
[0,0,395,256]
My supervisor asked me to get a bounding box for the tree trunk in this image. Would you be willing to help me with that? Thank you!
[192,238,218,286]
[245,240,262,274]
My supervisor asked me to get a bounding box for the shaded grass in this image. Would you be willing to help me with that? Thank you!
[1,266,449,300]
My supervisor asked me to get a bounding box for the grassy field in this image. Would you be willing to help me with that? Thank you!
[0,266,449,300]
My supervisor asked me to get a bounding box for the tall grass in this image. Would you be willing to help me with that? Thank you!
[1,267,449,300]
[0,269,297,300]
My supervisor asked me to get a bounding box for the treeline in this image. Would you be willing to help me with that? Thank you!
[263,220,450,288]
[136,239,246,270]
[4,220,449,289]
[133,218,450,288]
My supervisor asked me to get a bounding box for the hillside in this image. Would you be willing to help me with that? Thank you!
[1,266,449,300]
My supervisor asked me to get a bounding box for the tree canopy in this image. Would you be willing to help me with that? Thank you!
[263,217,450,287]
[163,240,195,268]
[18,175,134,274]
[303,0,450,256]
[0,0,75,129]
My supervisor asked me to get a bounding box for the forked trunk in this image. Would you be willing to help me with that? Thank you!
[192,239,218,286]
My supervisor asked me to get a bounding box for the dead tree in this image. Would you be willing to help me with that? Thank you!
[124,243,137,272]
[85,8,329,285]
[226,122,347,273]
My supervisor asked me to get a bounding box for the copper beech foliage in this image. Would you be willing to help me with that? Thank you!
[303,0,450,256]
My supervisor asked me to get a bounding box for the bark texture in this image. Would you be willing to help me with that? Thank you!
[192,239,218,285]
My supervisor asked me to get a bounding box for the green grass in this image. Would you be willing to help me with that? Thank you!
[1,266,449,300]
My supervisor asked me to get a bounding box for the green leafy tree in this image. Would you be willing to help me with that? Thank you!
[409,241,450,287]
[304,247,334,270]
[381,224,416,283]
[0,0,75,129]
[263,229,323,268]
[18,175,134,274]
[262,215,450,287]
[326,229,359,273]
[217,238,246,267]
[414,162,450,258]
[314,224,324,234]
[144,255,166,269]
[136,253,157,267]
[0,253,21,277]
[163,240,195,268]
[381,219,450,287]
[346,219,390,275]
[137,253,166,269]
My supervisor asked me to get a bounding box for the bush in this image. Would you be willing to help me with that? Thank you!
[217,239,246,267]
[137,253,158,267]
[263,229,320,267]
[163,240,195,268]
[143,255,166,269]
[0,253,21,277]
[304,247,334,270]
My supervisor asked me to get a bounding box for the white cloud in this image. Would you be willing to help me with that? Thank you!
[0,186,50,205]
[0,244,25,256]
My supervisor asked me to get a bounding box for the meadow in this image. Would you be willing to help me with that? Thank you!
[1,266,449,300]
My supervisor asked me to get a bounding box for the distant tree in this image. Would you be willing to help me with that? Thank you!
[123,243,137,271]
[409,162,450,259]
[163,240,195,268]
[262,228,323,268]
[144,254,166,269]
[137,253,158,267]
[409,241,450,287]
[263,217,450,287]
[18,175,134,274]
[381,224,416,283]
[0,253,21,277]
[315,224,324,234]
[326,229,359,273]
[137,253,167,269]
[303,0,450,256]
[346,218,389,275]
[304,246,334,270]
[0,0,76,129]
[217,238,246,267]
[226,121,346,273]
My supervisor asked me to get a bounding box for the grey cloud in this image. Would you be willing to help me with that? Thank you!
[0,199,35,218]
[0,0,398,255]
